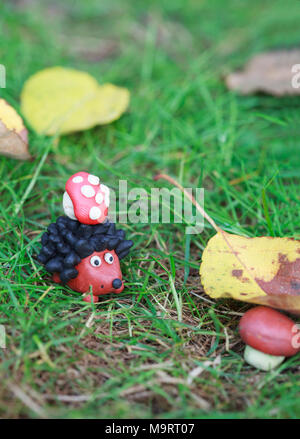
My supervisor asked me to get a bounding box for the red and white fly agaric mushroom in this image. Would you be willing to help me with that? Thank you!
[63,171,110,225]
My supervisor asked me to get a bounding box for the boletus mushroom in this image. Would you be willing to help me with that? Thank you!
[239,306,300,371]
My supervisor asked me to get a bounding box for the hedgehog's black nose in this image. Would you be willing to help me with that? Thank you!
[112,278,122,289]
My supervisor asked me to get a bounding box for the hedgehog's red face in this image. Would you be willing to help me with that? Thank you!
[41,217,133,303]
[66,249,124,300]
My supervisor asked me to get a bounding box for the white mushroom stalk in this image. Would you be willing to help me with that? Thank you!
[62,191,76,220]
[244,345,285,371]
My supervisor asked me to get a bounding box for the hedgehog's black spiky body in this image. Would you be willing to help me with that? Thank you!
[37,216,133,284]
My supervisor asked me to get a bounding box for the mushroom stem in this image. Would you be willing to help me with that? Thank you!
[244,345,285,371]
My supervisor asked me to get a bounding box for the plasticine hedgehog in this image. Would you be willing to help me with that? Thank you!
[37,172,133,302]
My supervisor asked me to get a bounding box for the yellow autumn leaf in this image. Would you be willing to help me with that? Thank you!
[20,66,130,135]
[248,294,300,316]
[200,231,300,314]
[0,98,24,133]
[0,98,30,160]
[154,173,300,315]
[89,83,130,125]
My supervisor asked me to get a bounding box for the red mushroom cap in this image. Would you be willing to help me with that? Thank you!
[239,306,300,357]
[63,171,109,225]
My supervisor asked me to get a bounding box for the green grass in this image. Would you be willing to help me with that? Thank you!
[1,0,300,419]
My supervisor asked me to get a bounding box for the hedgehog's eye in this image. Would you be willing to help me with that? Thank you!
[104,252,114,264]
[90,255,102,267]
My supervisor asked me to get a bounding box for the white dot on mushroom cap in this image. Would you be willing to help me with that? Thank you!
[105,194,110,207]
[81,185,95,198]
[88,174,100,185]
[89,206,101,220]
[95,192,104,204]
[100,184,109,194]
[72,176,83,183]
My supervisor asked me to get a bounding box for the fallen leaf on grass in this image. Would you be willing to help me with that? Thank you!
[226,49,300,96]
[200,233,300,315]
[154,173,300,316]
[248,294,300,316]
[61,35,119,62]
[0,98,31,160]
[21,66,130,135]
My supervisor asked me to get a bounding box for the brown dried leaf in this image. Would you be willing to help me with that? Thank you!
[226,49,300,96]
[63,36,119,62]
[0,99,31,160]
